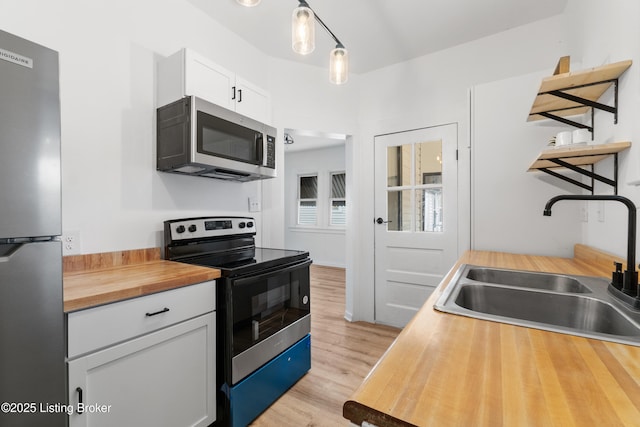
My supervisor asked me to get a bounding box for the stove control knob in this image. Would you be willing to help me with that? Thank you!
[176,225,186,234]
[247,221,254,228]
[188,224,197,233]
[238,222,246,229]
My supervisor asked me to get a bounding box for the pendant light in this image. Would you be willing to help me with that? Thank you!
[291,1,348,84]
[236,0,261,7]
[330,44,348,85]
[292,1,315,55]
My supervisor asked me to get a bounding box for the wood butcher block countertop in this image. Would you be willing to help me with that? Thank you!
[63,248,221,312]
[344,245,640,427]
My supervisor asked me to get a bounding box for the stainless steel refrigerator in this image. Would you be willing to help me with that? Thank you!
[0,29,66,426]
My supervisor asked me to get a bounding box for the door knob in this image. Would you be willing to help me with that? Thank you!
[375,217,391,224]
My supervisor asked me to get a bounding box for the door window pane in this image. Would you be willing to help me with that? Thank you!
[415,140,443,232]
[415,140,442,183]
[387,190,412,231]
[417,189,443,232]
[386,139,444,232]
[387,145,411,187]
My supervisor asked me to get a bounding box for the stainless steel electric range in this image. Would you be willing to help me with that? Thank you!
[164,216,311,427]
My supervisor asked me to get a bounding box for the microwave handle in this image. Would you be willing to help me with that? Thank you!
[259,133,267,167]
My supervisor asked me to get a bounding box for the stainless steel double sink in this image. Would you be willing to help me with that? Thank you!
[434,264,640,346]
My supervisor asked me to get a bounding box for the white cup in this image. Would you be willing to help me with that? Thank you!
[556,131,572,146]
[572,128,590,144]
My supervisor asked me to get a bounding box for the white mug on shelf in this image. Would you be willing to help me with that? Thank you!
[556,131,572,146]
[572,128,590,144]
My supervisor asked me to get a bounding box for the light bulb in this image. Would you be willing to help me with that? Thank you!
[330,46,348,84]
[292,5,315,55]
[236,0,261,6]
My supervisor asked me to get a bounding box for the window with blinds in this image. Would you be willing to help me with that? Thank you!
[330,172,346,226]
[297,175,318,225]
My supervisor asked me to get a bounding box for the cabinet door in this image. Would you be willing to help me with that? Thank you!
[185,49,234,110]
[68,313,215,427]
[234,76,271,124]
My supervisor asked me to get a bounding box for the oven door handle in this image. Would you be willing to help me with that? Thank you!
[232,259,311,286]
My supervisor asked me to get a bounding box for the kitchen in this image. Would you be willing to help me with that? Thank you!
[1,0,640,426]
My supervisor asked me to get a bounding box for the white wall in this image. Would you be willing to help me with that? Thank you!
[564,0,640,259]
[471,71,582,256]
[284,145,346,268]
[0,0,274,253]
[263,58,359,250]
[349,15,570,322]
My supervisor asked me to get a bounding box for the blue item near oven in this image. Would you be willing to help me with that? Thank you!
[227,334,311,427]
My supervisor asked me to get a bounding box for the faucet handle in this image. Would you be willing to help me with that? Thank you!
[614,262,623,273]
[612,262,624,290]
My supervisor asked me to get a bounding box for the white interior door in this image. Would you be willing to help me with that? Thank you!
[374,124,458,328]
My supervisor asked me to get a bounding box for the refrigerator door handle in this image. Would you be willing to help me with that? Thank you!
[0,243,23,262]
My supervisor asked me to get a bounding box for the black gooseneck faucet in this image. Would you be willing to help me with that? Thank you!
[543,195,638,299]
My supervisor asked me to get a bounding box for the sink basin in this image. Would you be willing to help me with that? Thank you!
[434,264,640,346]
[466,268,590,293]
[455,285,639,336]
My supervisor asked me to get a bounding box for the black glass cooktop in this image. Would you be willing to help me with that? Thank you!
[185,247,309,277]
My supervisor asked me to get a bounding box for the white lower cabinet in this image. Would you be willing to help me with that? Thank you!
[67,282,216,427]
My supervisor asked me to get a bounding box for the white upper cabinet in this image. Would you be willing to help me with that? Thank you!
[157,48,271,124]
[233,75,270,123]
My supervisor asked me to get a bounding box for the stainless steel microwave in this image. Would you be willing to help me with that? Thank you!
[157,96,277,182]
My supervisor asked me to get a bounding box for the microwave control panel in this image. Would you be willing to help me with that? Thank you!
[265,135,276,169]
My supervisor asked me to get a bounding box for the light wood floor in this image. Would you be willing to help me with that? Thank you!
[250,265,401,426]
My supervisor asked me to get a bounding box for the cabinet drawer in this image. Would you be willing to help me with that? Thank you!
[68,281,215,359]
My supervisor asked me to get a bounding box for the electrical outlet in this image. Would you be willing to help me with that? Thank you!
[597,201,605,222]
[248,197,261,212]
[62,231,82,255]
[580,205,588,222]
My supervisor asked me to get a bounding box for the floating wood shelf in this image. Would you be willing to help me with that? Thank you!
[528,141,631,194]
[528,58,632,133]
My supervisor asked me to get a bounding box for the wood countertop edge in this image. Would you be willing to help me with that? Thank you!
[343,401,417,427]
[63,259,221,313]
[343,245,640,427]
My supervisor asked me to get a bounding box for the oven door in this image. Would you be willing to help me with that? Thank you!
[228,259,311,384]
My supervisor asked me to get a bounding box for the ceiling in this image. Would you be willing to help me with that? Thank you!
[188,0,568,75]
[283,129,347,153]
